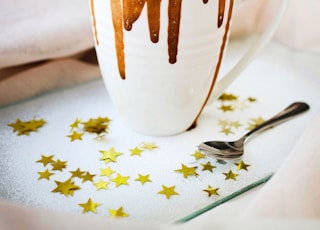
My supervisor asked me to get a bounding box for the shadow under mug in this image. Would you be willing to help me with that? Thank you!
[90,0,289,136]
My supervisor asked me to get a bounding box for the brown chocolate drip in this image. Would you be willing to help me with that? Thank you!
[90,0,99,45]
[123,0,146,31]
[167,0,182,64]
[111,0,126,79]
[147,0,161,43]
[203,0,209,4]
[188,0,234,130]
[218,0,226,28]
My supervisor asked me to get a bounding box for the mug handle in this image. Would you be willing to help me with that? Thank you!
[207,0,289,105]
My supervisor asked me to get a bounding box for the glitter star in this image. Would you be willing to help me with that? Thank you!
[82,117,110,135]
[201,161,216,173]
[111,173,129,187]
[99,147,123,163]
[220,127,234,135]
[70,118,81,130]
[8,118,46,135]
[203,185,220,197]
[247,97,257,103]
[235,160,251,171]
[100,167,115,177]
[109,206,129,218]
[67,131,84,141]
[79,198,101,213]
[52,179,80,196]
[191,150,205,160]
[37,169,54,180]
[81,171,96,183]
[218,119,229,127]
[129,147,144,157]
[69,168,85,178]
[51,159,67,171]
[229,120,242,129]
[219,105,234,112]
[134,174,152,185]
[175,164,198,178]
[218,93,238,101]
[36,154,55,166]
[141,142,158,150]
[223,170,239,181]
[94,179,109,190]
[158,185,179,199]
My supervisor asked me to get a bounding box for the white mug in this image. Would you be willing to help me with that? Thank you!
[90,0,288,136]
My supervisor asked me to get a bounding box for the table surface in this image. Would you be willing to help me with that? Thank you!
[1,36,319,224]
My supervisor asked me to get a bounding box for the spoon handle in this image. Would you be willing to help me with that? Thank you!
[244,102,309,139]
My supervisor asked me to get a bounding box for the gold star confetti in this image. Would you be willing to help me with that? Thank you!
[218,93,238,101]
[79,198,101,214]
[100,166,115,177]
[81,171,96,183]
[51,159,67,171]
[111,173,130,187]
[109,206,129,218]
[135,174,152,185]
[229,120,242,129]
[191,150,205,160]
[99,147,123,163]
[175,164,198,178]
[219,104,234,112]
[247,97,257,103]
[201,161,216,173]
[141,142,158,150]
[218,119,229,127]
[69,168,85,178]
[246,116,265,130]
[235,160,251,171]
[82,117,110,135]
[223,170,239,181]
[8,118,46,135]
[129,146,144,157]
[52,179,80,196]
[36,154,55,166]
[94,179,109,190]
[158,185,179,199]
[37,169,54,180]
[70,118,81,130]
[220,127,234,135]
[203,185,220,197]
[67,131,84,142]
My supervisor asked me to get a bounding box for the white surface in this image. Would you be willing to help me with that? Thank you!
[0,37,319,224]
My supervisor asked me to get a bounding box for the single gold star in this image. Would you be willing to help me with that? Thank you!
[94,179,109,190]
[218,119,229,127]
[99,147,123,163]
[229,120,242,129]
[100,167,115,177]
[203,185,220,197]
[79,198,101,213]
[69,168,85,178]
[129,146,144,157]
[218,93,238,101]
[67,131,84,142]
[191,150,205,160]
[37,169,54,180]
[201,161,216,173]
[158,185,179,199]
[52,179,80,196]
[141,142,158,150]
[220,127,234,135]
[36,154,55,166]
[81,171,96,183]
[134,174,152,185]
[219,104,234,112]
[175,164,198,178]
[247,97,257,103]
[51,159,67,171]
[235,160,251,171]
[223,170,239,181]
[109,206,129,218]
[70,118,81,130]
[111,173,129,187]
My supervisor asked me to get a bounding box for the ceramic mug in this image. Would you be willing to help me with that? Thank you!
[90,0,288,136]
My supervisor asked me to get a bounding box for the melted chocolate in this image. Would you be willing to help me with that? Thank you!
[91,0,228,79]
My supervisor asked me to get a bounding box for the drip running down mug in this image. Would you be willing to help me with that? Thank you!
[90,0,288,136]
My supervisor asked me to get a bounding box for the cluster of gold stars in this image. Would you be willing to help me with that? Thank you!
[67,117,111,141]
[218,93,257,112]
[8,118,46,135]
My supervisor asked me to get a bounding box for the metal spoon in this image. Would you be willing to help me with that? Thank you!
[198,102,310,160]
